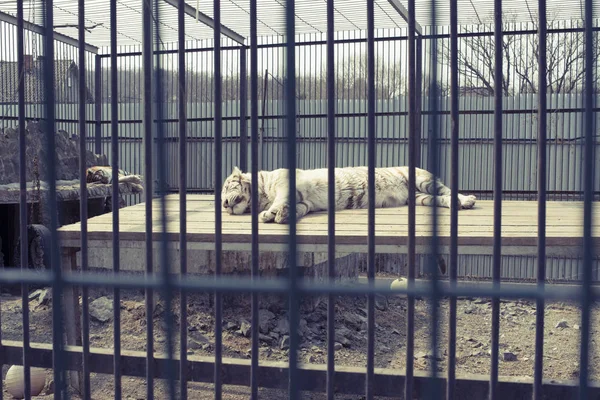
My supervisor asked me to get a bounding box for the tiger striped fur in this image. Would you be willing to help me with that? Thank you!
[221,166,476,224]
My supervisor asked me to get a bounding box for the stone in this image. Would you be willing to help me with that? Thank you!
[297,318,309,337]
[259,334,273,344]
[464,305,477,314]
[89,296,113,322]
[38,289,52,306]
[574,324,581,330]
[29,289,43,301]
[239,320,251,337]
[375,294,388,311]
[280,335,290,350]
[555,320,568,329]
[343,312,367,332]
[0,122,107,185]
[224,321,238,331]
[259,309,276,334]
[334,342,343,351]
[334,327,353,348]
[502,352,518,362]
[274,318,290,335]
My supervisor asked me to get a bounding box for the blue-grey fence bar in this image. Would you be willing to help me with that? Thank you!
[405,0,417,398]
[77,0,92,398]
[490,0,504,398]
[447,0,459,397]
[534,0,548,398]
[177,0,189,398]
[0,0,597,399]
[15,1,30,399]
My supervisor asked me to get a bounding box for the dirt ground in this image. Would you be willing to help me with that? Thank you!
[0,276,598,399]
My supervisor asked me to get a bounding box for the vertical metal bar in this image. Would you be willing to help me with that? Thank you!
[427,0,441,397]
[109,1,122,398]
[533,0,547,398]
[415,37,423,168]
[154,2,177,399]
[249,0,260,397]
[16,3,31,399]
[326,0,336,398]
[177,0,188,397]
[490,0,503,398]
[285,0,299,397]
[579,0,594,396]
[447,0,459,397]
[41,0,67,397]
[405,1,417,398]
[240,48,248,171]
[95,55,102,154]
[78,0,91,397]
[366,0,376,398]
[213,0,224,397]
[141,0,155,397]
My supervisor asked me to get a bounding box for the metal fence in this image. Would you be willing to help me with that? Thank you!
[0,0,598,399]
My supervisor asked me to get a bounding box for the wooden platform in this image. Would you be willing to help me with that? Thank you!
[58,194,600,257]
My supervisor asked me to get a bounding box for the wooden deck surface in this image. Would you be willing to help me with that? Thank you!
[57,194,600,256]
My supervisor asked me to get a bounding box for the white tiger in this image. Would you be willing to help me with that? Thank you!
[221,166,477,224]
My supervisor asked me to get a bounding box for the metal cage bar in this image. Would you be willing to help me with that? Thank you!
[405,0,417,398]
[4,0,600,399]
[326,0,337,398]
[447,0,459,398]
[78,0,92,397]
[285,0,300,396]
[249,0,260,398]
[366,0,376,397]
[490,0,504,397]
[533,0,548,398]
[141,0,155,397]
[579,0,596,397]
[109,1,123,398]
[177,0,189,397]
[16,2,31,399]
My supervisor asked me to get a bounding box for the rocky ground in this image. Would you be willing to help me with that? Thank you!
[0,280,598,399]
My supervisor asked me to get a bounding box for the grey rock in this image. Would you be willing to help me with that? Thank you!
[502,352,518,362]
[274,318,290,335]
[38,289,52,306]
[343,312,367,332]
[297,318,309,336]
[89,296,113,322]
[555,320,568,329]
[259,333,273,344]
[224,321,238,331]
[29,289,43,301]
[239,320,251,337]
[259,309,276,334]
[334,342,343,351]
[375,294,388,311]
[280,335,290,350]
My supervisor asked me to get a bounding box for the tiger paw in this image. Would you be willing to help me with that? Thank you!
[459,194,477,209]
[274,205,290,224]
[259,210,276,223]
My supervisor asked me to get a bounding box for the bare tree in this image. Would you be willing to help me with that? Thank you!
[334,54,406,100]
[438,11,598,95]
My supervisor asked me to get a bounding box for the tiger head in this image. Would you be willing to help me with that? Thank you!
[221,166,252,215]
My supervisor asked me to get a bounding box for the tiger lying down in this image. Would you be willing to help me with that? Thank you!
[221,166,477,224]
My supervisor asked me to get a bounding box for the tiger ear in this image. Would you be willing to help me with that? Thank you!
[232,166,242,176]
[240,173,251,184]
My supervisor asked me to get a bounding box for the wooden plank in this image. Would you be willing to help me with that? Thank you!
[57,194,600,250]
[59,222,599,237]
[1,340,598,399]
[57,230,599,248]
